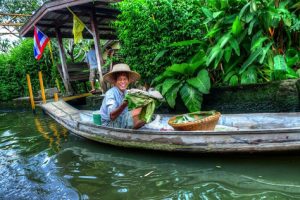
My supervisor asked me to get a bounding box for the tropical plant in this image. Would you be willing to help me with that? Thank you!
[202,0,300,85]
[152,50,210,112]
[113,0,206,83]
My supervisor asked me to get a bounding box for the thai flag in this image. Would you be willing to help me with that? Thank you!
[34,26,49,60]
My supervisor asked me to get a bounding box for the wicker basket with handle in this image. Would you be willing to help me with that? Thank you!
[168,111,221,131]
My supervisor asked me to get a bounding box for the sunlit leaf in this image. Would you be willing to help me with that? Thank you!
[201,7,213,19]
[229,39,240,56]
[213,11,223,18]
[239,48,262,74]
[232,16,242,36]
[219,33,231,48]
[153,50,168,64]
[189,50,206,64]
[224,46,232,63]
[214,50,224,69]
[165,82,182,108]
[162,79,181,95]
[224,71,236,82]
[251,37,268,51]
[180,84,203,112]
[206,46,221,66]
[186,69,210,94]
[229,75,239,86]
[241,67,257,84]
[259,42,273,64]
[166,63,189,75]
[274,55,287,72]
[239,2,250,19]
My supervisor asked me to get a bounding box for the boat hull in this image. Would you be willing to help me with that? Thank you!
[42,101,300,153]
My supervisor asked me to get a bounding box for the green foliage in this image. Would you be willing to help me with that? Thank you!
[152,60,210,112]
[113,0,300,111]
[0,39,61,101]
[114,0,205,83]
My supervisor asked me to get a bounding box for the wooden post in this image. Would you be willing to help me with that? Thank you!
[55,27,73,95]
[90,10,106,92]
[26,74,35,113]
[38,71,46,104]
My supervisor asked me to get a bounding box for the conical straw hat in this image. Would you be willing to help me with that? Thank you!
[103,63,140,84]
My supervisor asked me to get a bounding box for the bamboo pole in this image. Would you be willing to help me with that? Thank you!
[54,93,59,102]
[26,74,35,113]
[38,71,46,104]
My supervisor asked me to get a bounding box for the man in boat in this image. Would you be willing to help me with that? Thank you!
[99,63,146,129]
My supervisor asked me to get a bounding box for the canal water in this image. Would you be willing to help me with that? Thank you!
[1,110,300,200]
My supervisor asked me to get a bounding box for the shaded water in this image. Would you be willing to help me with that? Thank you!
[1,110,300,199]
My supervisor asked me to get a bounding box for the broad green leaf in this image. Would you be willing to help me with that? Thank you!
[180,84,203,112]
[286,66,298,78]
[236,29,247,44]
[251,30,263,48]
[165,82,182,108]
[152,70,176,85]
[286,48,299,67]
[224,71,236,82]
[274,55,287,72]
[239,2,250,19]
[219,33,231,48]
[206,46,221,66]
[214,50,224,69]
[186,69,211,94]
[229,39,240,56]
[224,56,243,74]
[229,75,239,86]
[251,37,268,51]
[189,50,206,64]
[205,27,221,38]
[296,69,300,78]
[259,42,273,64]
[169,40,202,47]
[162,79,180,95]
[201,7,213,19]
[283,18,292,27]
[232,16,242,36]
[220,0,229,9]
[213,11,223,18]
[245,13,254,23]
[248,20,255,35]
[241,67,257,84]
[187,60,206,75]
[239,48,263,74]
[154,83,163,93]
[153,50,167,64]
[224,46,232,63]
[166,63,189,75]
[250,0,257,12]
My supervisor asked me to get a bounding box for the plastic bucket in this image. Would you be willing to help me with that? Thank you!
[93,111,102,125]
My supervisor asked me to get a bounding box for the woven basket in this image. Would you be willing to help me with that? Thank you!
[168,111,221,131]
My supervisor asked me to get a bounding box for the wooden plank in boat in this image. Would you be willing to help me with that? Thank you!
[42,101,78,118]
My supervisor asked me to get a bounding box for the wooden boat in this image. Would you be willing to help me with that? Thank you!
[41,101,300,153]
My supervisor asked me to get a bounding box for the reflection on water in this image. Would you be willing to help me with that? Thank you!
[1,110,300,199]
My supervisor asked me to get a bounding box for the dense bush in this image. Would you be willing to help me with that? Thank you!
[114,0,206,83]
[0,39,60,101]
[114,0,300,111]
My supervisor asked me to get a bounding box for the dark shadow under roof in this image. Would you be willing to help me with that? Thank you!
[19,0,120,40]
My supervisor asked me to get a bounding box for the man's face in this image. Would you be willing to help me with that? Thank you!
[116,73,129,92]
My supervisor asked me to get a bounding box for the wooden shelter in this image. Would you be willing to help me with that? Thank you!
[19,0,120,94]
